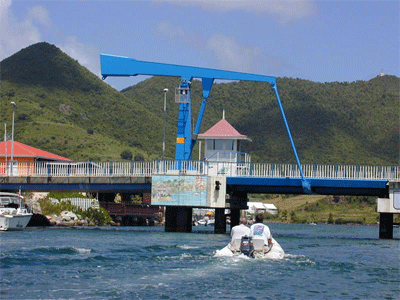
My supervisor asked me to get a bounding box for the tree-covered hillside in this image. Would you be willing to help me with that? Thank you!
[1,42,399,165]
[123,75,399,165]
[0,42,176,161]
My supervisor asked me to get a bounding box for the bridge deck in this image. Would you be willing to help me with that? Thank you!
[0,160,398,196]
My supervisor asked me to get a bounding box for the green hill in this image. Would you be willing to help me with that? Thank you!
[0,42,175,161]
[123,76,399,165]
[1,42,399,165]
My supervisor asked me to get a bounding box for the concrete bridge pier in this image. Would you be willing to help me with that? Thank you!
[214,208,226,234]
[165,206,192,233]
[379,213,393,239]
[228,191,248,231]
[377,181,399,239]
[230,208,241,229]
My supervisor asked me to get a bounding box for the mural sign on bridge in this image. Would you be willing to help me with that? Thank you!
[151,175,208,206]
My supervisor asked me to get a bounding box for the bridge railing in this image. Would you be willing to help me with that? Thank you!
[0,161,398,180]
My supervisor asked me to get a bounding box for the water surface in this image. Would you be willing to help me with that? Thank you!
[1,224,399,299]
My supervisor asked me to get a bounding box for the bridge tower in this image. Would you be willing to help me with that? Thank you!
[100,54,309,233]
[197,112,253,229]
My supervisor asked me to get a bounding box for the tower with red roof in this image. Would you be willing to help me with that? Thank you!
[197,111,252,175]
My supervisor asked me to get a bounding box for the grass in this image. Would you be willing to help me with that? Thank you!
[248,194,393,225]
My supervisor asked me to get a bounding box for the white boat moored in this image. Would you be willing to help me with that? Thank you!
[0,193,33,231]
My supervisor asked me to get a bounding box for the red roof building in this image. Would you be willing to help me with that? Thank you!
[197,113,251,163]
[0,141,71,162]
[198,119,252,141]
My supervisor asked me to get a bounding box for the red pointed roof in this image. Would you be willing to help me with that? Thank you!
[0,141,71,161]
[198,119,251,141]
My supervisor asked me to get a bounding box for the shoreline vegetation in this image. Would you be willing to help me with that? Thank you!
[26,192,113,227]
[249,194,400,226]
[24,192,399,228]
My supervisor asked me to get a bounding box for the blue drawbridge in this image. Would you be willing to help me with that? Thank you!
[100,54,311,194]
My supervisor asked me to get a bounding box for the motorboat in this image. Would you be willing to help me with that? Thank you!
[0,192,33,231]
[215,235,285,259]
[196,218,215,226]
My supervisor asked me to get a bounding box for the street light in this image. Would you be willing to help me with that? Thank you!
[10,102,16,176]
[162,88,168,160]
[10,102,16,162]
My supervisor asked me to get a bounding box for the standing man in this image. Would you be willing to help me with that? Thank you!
[250,213,273,251]
[229,217,251,250]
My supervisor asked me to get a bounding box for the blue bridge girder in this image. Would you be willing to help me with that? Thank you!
[100,54,311,193]
[1,161,396,197]
[0,177,389,197]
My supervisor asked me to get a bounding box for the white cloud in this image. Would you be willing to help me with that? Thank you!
[27,5,52,27]
[155,0,318,23]
[0,0,42,60]
[0,0,100,78]
[156,21,185,41]
[155,21,286,75]
[60,36,101,77]
[206,33,263,73]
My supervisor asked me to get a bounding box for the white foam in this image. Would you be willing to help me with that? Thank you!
[73,247,92,253]
[178,245,199,250]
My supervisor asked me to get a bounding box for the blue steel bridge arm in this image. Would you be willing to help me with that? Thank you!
[100,54,277,84]
[100,53,311,193]
[191,78,214,152]
[271,84,311,193]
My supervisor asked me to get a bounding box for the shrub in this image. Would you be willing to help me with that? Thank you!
[17,113,30,121]
[134,154,145,161]
[80,207,112,226]
[121,150,133,160]
[38,197,112,226]
[327,213,334,224]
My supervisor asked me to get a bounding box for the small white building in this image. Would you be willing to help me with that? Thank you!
[197,112,252,176]
[246,201,278,215]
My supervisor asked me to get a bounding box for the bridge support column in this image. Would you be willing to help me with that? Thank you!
[228,191,248,232]
[214,208,226,234]
[379,213,393,239]
[165,206,192,233]
[230,208,240,230]
[98,193,115,202]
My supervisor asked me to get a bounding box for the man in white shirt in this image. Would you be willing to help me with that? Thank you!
[229,217,251,250]
[250,213,273,251]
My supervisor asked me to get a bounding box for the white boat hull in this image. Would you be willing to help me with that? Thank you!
[215,238,285,259]
[0,213,32,231]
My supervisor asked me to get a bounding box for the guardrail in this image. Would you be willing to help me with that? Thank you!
[0,160,398,180]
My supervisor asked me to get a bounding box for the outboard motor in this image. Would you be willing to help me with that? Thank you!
[240,235,254,258]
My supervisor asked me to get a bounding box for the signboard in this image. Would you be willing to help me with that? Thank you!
[152,175,208,206]
[151,175,226,208]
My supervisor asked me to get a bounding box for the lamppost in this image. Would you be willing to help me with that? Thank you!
[162,88,168,160]
[10,102,16,176]
[11,102,16,162]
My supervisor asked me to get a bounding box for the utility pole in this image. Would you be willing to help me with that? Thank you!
[11,102,16,162]
[10,102,16,176]
[162,88,168,160]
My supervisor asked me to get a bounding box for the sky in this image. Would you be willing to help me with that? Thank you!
[0,0,399,91]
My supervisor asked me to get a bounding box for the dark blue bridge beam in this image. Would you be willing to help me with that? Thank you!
[1,177,388,196]
[0,182,151,193]
[227,177,388,197]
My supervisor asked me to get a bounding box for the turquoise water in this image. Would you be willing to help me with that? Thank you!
[1,224,399,299]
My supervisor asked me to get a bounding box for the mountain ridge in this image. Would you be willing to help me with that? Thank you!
[1,42,399,165]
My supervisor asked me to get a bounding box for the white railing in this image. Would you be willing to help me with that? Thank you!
[0,161,398,180]
[61,198,100,210]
